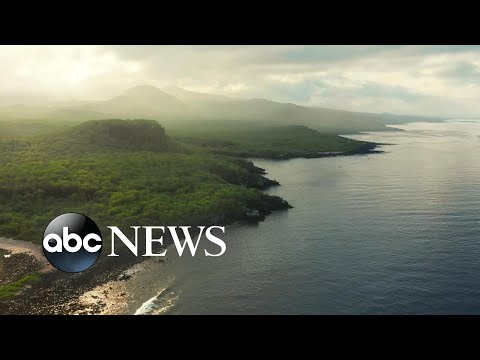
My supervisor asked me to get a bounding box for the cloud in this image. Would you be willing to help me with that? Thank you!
[1,45,480,117]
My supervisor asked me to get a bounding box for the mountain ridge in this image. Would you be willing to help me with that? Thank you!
[0,85,446,134]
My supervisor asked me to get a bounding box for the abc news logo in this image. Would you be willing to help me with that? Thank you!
[43,213,103,272]
[43,213,226,273]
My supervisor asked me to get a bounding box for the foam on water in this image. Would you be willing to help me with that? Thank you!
[134,287,179,315]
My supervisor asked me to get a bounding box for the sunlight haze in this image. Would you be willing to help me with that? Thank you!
[2,45,480,117]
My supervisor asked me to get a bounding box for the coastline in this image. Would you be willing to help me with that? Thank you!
[0,241,147,314]
[0,192,289,314]
[0,238,52,303]
[0,143,382,315]
[225,141,382,161]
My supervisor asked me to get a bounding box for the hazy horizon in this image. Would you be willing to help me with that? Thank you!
[0,83,476,121]
[2,45,480,118]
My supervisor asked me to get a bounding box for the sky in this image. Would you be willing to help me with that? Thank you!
[1,45,480,117]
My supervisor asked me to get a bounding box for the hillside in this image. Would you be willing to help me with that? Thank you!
[0,119,292,242]
[58,119,171,152]
[71,85,188,119]
[173,124,378,159]
[173,98,392,133]
[9,119,178,158]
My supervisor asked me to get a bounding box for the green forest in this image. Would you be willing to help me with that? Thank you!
[0,118,374,243]
[171,123,376,159]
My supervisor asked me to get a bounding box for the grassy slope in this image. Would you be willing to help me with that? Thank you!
[0,273,40,299]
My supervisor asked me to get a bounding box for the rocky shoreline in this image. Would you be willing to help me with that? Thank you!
[0,241,148,314]
[0,175,290,315]
[0,249,44,287]
[250,141,383,160]
[0,144,380,315]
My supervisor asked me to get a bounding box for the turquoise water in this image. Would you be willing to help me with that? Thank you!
[138,120,480,314]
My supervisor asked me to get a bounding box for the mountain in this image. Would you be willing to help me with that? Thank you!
[162,86,233,103]
[0,85,445,134]
[67,85,188,120]
[159,87,436,133]
[45,85,402,133]
[158,93,395,133]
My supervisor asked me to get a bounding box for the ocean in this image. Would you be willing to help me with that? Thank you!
[127,120,480,314]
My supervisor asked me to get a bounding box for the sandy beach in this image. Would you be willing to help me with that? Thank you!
[0,235,155,314]
[0,237,51,269]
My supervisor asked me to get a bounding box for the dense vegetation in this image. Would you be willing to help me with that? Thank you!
[0,116,378,243]
[38,119,178,154]
[0,120,292,242]
[0,118,81,138]
[172,124,374,159]
[0,118,375,159]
